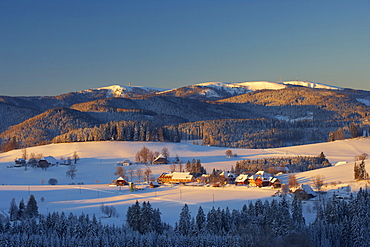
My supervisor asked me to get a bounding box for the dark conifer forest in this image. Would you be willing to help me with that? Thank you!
[1,189,369,246]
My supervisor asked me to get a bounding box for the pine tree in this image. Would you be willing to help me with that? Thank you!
[195,206,206,232]
[26,194,38,218]
[139,201,153,234]
[9,198,19,221]
[292,196,305,229]
[152,208,163,234]
[126,200,141,232]
[178,204,191,236]
[17,199,25,220]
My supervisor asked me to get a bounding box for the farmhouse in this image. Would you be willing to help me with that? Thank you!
[293,184,317,200]
[38,156,58,169]
[14,158,26,167]
[269,177,281,188]
[39,156,58,166]
[220,171,236,184]
[115,176,128,186]
[235,174,249,185]
[153,154,169,164]
[157,172,194,184]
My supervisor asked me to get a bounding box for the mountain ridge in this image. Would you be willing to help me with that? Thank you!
[0,81,369,151]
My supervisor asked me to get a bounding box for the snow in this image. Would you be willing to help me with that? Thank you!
[357,98,370,106]
[195,81,285,92]
[1,138,369,225]
[274,111,313,122]
[283,81,342,90]
[195,80,341,92]
[198,88,220,98]
[80,81,341,99]
[82,85,167,97]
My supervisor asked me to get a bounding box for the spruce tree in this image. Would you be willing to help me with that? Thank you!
[292,196,305,228]
[126,200,141,232]
[26,194,38,218]
[17,199,25,220]
[195,206,206,232]
[9,198,18,221]
[139,201,153,234]
[178,204,191,236]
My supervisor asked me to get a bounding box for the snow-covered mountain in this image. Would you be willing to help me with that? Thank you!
[158,81,342,99]
[74,80,342,100]
[82,84,167,98]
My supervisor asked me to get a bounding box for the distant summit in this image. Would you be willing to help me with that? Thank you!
[75,80,341,100]
[82,85,167,98]
[158,80,342,100]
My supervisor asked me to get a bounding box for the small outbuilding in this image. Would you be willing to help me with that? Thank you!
[269,177,282,188]
[115,177,128,186]
[293,184,317,200]
[150,181,160,188]
[14,158,26,167]
[39,156,58,166]
[153,154,169,164]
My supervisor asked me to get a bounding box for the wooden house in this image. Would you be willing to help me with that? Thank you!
[269,177,282,188]
[248,175,258,187]
[235,174,249,185]
[123,160,131,166]
[157,172,194,184]
[39,156,58,166]
[196,174,210,184]
[115,176,128,186]
[150,181,160,188]
[220,171,236,184]
[153,154,169,164]
[157,173,173,184]
[247,171,275,187]
[293,184,317,200]
[15,158,26,167]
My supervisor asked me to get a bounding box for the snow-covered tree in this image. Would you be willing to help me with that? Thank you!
[26,194,38,218]
[9,198,18,221]
[178,204,191,236]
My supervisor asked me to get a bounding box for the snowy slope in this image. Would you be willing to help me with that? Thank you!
[0,138,369,225]
[83,85,167,97]
[283,81,341,90]
[196,80,341,91]
[87,81,342,99]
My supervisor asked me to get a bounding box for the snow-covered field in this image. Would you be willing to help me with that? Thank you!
[0,138,369,225]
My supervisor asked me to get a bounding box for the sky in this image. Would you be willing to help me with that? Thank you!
[0,0,369,96]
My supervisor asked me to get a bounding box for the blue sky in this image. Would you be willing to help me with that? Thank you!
[1,0,369,96]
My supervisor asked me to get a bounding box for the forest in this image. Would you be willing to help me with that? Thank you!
[1,189,369,246]
[1,86,369,151]
[234,153,331,173]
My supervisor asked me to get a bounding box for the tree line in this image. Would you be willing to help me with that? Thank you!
[234,152,331,174]
[1,190,369,246]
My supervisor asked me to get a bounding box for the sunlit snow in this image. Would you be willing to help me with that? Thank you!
[1,138,368,225]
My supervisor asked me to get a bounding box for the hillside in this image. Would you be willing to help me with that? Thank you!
[0,108,101,148]
[1,82,369,151]
[0,138,369,226]
[219,87,370,120]
[159,80,342,100]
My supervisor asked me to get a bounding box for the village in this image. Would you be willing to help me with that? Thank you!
[111,151,321,201]
[9,149,321,201]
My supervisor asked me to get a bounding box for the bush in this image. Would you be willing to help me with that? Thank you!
[48,178,58,185]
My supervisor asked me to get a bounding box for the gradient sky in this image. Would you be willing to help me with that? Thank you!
[1,0,369,96]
